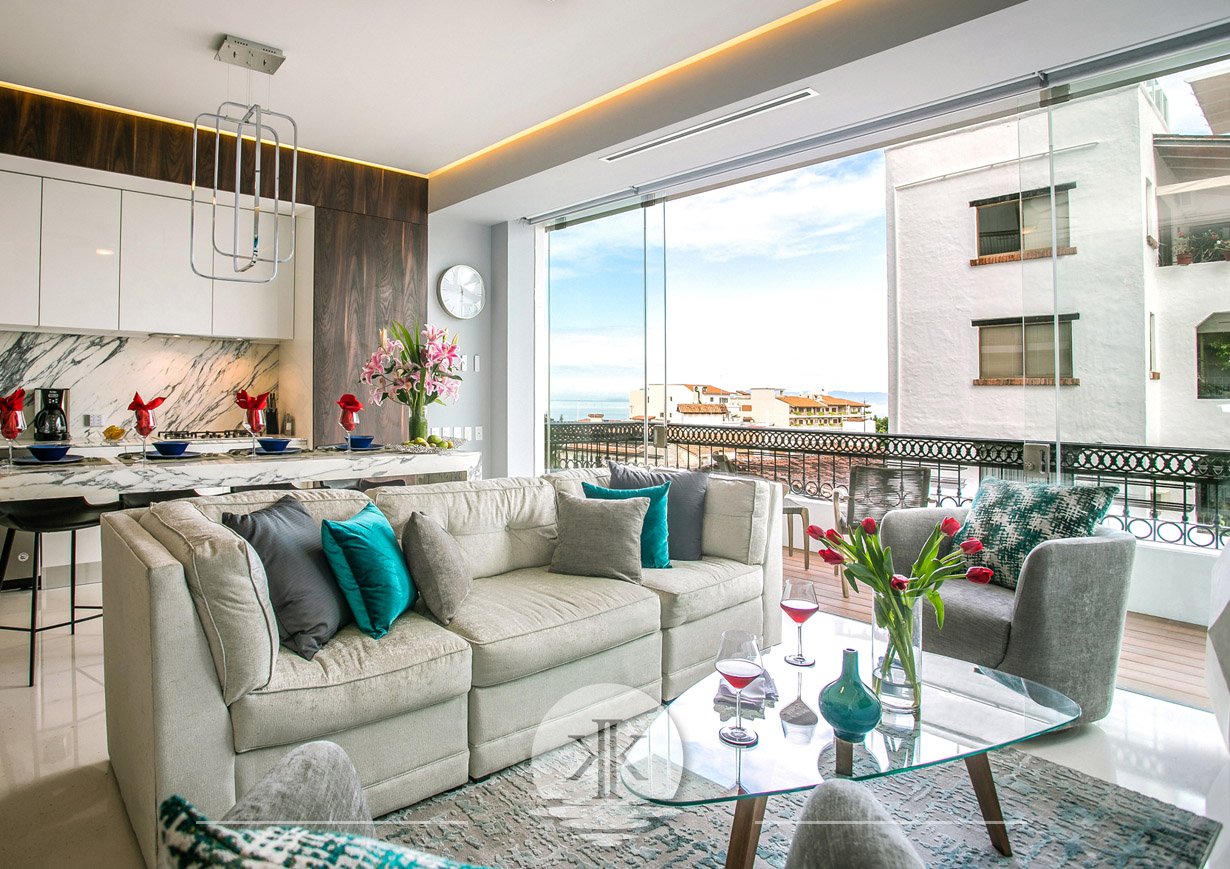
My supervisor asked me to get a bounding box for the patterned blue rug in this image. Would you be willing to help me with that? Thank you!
[378,718,1220,867]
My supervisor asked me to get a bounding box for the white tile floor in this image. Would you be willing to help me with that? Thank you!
[1,585,1228,867]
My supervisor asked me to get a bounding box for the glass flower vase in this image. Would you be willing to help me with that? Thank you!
[871,593,922,714]
[409,405,429,442]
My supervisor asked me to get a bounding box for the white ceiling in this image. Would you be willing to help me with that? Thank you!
[0,0,812,174]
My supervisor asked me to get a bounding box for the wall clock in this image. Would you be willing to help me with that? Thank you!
[438,265,485,319]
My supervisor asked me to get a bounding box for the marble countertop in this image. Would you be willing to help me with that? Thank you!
[0,448,482,501]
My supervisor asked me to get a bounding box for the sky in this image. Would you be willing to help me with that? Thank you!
[548,151,888,406]
[547,62,1227,415]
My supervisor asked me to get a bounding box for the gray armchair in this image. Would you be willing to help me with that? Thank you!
[880,506,1136,723]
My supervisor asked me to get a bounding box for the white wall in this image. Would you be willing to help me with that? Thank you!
[888,86,1157,443]
[490,220,540,478]
[426,212,495,474]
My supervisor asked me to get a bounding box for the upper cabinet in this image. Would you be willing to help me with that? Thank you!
[119,192,213,335]
[210,205,295,341]
[39,179,121,331]
[0,171,42,329]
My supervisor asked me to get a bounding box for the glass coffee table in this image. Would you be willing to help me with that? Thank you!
[620,612,1080,869]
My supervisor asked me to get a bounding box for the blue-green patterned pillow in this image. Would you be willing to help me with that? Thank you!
[953,479,1117,590]
[159,795,484,868]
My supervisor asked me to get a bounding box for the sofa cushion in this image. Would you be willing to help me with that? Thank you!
[229,612,472,752]
[703,476,773,565]
[921,579,1015,668]
[222,496,352,661]
[549,491,648,584]
[582,480,671,569]
[140,500,279,704]
[189,488,372,524]
[321,503,416,639]
[642,558,764,629]
[373,477,558,578]
[608,462,711,561]
[446,567,661,688]
[401,511,473,625]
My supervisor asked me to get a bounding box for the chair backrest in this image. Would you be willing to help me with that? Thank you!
[846,466,932,527]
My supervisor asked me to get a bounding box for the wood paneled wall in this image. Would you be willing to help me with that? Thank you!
[314,209,427,444]
[0,85,428,444]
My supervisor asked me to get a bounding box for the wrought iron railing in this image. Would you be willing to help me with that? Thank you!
[546,421,1230,550]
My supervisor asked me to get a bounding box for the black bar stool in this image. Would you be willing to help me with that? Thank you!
[119,488,202,509]
[229,482,303,494]
[0,496,122,686]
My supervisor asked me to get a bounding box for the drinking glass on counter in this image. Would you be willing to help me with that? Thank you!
[243,408,266,456]
[339,410,359,451]
[2,407,26,468]
[134,408,156,464]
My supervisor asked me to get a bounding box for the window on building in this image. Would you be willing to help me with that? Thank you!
[971,184,1074,259]
[974,315,1077,383]
[1197,313,1230,399]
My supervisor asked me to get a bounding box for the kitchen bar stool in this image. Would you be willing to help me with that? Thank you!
[119,488,202,509]
[0,496,122,686]
[229,482,303,494]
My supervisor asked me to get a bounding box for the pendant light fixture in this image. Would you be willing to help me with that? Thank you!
[190,35,297,283]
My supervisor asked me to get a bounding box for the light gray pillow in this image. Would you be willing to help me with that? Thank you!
[401,512,472,625]
[608,461,710,561]
[550,491,649,584]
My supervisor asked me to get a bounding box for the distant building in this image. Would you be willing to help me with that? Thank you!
[747,388,872,430]
[629,383,734,423]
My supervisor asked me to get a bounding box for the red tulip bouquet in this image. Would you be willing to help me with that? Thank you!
[806,515,991,713]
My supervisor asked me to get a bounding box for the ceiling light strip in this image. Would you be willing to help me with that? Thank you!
[600,89,817,163]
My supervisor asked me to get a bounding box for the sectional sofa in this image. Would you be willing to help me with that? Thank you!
[100,470,782,865]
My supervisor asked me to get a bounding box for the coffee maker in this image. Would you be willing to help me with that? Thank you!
[33,387,70,441]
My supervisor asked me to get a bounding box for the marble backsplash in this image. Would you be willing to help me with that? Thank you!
[0,331,278,435]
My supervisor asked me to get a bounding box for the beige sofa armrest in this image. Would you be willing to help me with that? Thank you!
[703,475,782,647]
[102,512,238,868]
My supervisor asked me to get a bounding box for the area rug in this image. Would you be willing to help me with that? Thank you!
[378,716,1220,867]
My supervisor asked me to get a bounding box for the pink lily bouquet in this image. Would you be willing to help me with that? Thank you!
[806,515,991,713]
[361,322,462,441]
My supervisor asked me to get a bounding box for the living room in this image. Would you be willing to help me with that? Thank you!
[2,1,1230,867]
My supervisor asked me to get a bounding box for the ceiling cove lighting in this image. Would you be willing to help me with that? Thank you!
[190,35,298,284]
[0,81,428,179]
[600,89,817,163]
[427,0,852,177]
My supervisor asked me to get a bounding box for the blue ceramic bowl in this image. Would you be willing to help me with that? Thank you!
[258,437,291,453]
[27,444,70,462]
[152,440,190,457]
[347,435,375,449]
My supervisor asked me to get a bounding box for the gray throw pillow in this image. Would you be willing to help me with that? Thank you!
[222,496,352,661]
[608,461,710,560]
[400,512,473,625]
[550,491,649,584]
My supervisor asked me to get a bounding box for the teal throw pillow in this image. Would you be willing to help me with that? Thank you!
[159,794,485,868]
[321,503,415,638]
[954,478,1117,590]
[582,480,671,569]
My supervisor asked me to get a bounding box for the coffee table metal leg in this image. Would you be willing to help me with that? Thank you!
[964,753,1012,856]
[725,795,768,869]
[834,739,853,776]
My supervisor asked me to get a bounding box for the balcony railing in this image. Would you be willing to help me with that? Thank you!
[546,421,1230,550]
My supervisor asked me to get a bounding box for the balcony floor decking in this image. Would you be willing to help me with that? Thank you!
[782,546,1212,711]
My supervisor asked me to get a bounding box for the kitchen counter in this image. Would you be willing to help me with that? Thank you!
[0,447,482,501]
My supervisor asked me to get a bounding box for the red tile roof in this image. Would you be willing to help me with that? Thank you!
[776,395,826,409]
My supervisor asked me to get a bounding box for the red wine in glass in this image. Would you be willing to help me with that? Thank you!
[782,579,818,667]
[715,630,763,747]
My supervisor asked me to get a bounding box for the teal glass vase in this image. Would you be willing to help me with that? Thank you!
[819,648,883,743]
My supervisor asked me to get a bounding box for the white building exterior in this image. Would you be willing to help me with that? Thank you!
[628,383,733,423]
[747,387,871,430]
[886,82,1230,448]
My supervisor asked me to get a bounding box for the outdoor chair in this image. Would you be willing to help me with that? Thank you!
[881,506,1136,723]
[833,466,932,597]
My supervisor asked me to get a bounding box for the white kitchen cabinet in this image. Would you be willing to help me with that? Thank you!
[211,205,295,340]
[0,171,41,328]
[39,179,121,331]
[118,192,213,335]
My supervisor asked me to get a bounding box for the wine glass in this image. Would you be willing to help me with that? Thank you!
[134,408,156,465]
[781,578,819,667]
[243,408,266,456]
[339,409,359,451]
[715,629,764,747]
[2,409,25,468]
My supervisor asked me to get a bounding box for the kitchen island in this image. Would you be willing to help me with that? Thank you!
[0,447,482,502]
